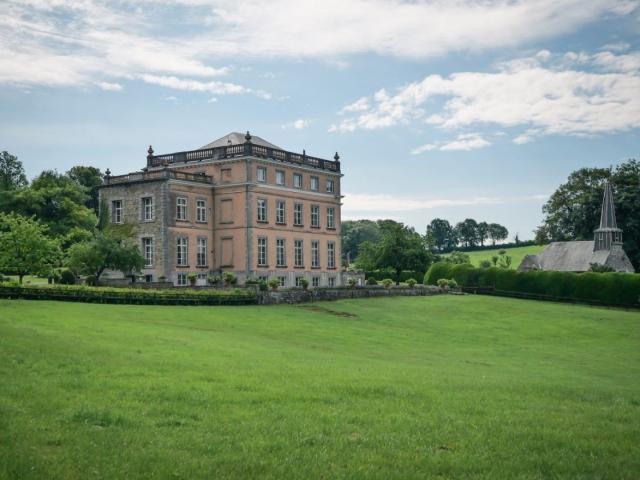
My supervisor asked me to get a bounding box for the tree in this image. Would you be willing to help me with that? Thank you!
[426,218,454,252]
[341,220,381,264]
[66,228,144,285]
[0,213,60,283]
[488,223,509,245]
[0,151,27,191]
[476,221,489,246]
[66,166,103,213]
[536,159,640,270]
[445,251,471,265]
[455,218,479,248]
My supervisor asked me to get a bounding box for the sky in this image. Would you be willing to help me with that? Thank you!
[1,0,639,240]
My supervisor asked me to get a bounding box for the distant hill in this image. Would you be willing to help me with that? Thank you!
[446,245,546,270]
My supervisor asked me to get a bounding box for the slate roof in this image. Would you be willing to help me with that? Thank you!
[519,241,634,272]
[598,181,618,230]
[199,132,282,150]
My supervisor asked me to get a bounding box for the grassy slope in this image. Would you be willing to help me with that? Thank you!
[0,297,639,479]
[450,244,546,269]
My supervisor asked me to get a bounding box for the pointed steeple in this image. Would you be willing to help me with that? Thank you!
[594,181,623,251]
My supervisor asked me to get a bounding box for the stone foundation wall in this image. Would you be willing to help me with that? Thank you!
[258,285,442,304]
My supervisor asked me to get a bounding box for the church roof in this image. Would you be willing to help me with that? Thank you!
[597,181,619,230]
[519,241,634,272]
[199,132,282,151]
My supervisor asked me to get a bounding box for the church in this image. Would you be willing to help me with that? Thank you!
[519,182,634,273]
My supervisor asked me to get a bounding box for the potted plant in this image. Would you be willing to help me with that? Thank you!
[347,278,357,289]
[437,278,449,291]
[406,278,417,288]
[222,272,236,287]
[188,273,197,286]
[268,278,280,291]
[207,274,220,286]
[381,278,393,289]
[300,278,309,290]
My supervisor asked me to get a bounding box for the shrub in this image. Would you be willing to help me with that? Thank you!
[208,275,220,286]
[85,275,97,286]
[381,278,393,289]
[437,278,449,289]
[268,279,280,291]
[58,269,76,285]
[258,280,268,291]
[479,260,492,269]
[590,263,616,273]
[366,277,378,286]
[406,278,417,287]
[347,278,357,288]
[445,251,471,265]
[447,278,458,288]
[424,262,453,285]
[300,278,310,290]
[187,273,197,286]
[222,272,236,286]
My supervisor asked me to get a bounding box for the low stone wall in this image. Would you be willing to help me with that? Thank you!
[258,285,443,304]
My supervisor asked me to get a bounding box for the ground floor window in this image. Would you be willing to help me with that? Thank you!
[328,276,336,287]
[197,273,207,286]
[258,275,268,283]
[312,276,320,287]
[278,276,286,287]
[176,273,188,286]
[144,274,153,283]
[295,276,305,287]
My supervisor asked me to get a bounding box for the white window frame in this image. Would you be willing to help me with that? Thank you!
[112,200,123,224]
[176,237,188,266]
[276,170,285,185]
[177,273,188,286]
[311,240,320,268]
[257,198,268,222]
[197,237,207,267]
[327,207,335,229]
[312,276,320,287]
[142,237,153,267]
[257,166,267,183]
[310,176,319,191]
[311,204,319,228]
[293,173,303,189]
[176,197,188,221]
[294,203,303,226]
[196,199,207,223]
[278,276,287,287]
[327,241,336,269]
[276,239,286,267]
[294,239,304,268]
[295,276,305,287]
[257,237,267,266]
[326,178,335,193]
[276,200,286,224]
[328,276,336,287]
[142,196,154,222]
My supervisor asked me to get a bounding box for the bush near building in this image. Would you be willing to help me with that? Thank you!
[424,262,640,307]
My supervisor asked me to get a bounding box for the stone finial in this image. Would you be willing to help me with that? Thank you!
[334,152,340,161]
[147,145,154,159]
[302,149,306,158]
[245,131,252,142]
[105,168,111,177]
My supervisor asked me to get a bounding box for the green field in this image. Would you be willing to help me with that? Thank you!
[1,296,639,479]
[449,244,546,269]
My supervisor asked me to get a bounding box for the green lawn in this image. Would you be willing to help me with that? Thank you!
[1,296,639,479]
[451,244,546,269]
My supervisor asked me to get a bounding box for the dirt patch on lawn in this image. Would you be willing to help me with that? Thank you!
[299,305,358,318]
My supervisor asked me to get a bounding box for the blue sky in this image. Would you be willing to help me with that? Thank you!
[1,0,639,240]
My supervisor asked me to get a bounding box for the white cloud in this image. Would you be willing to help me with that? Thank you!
[410,143,438,155]
[410,133,490,154]
[282,118,311,129]
[333,49,640,143]
[601,41,632,52]
[339,97,369,114]
[96,81,123,91]
[165,96,178,102]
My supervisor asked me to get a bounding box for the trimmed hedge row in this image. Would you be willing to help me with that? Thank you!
[365,270,424,282]
[0,284,257,305]
[424,262,640,307]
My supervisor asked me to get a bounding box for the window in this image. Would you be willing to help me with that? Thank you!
[328,276,336,287]
[176,237,188,266]
[196,199,207,223]
[142,197,154,221]
[293,173,302,189]
[294,240,304,267]
[258,275,268,283]
[312,276,320,287]
[278,276,286,287]
[327,207,335,229]
[111,200,122,224]
[257,237,267,266]
[276,200,286,224]
[327,241,336,269]
[142,237,153,267]
[293,203,303,226]
[257,166,267,183]
[295,276,305,287]
[257,198,267,222]
[326,178,335,193]
[177,273,187,286]
[197,237,207,267]
[144,274,153,283]
[276,170,285,185]
[176,197,187,221]
[310,176,319,191]
[197,273,207,286]
[276,239,286,267]
[311,240,320,268]
[311,204,320,228]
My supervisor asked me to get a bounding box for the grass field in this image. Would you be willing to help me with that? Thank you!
[449,244,546,269]
[1,296,639,479]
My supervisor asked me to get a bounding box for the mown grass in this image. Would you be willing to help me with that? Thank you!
[0,296,639,479]
[447,244,546,269]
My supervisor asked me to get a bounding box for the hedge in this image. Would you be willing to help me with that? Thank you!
[365,270,425,283]
[0,284,257,306]
[424,262,640,307]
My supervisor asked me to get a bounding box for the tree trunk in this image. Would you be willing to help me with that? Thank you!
[396,268,401,285]
[19,274,24,284]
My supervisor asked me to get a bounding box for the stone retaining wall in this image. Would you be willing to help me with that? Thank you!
[258,285,443,304]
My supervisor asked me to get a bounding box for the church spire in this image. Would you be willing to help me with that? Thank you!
[594,181,623,251]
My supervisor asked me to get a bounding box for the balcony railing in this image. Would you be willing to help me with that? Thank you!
[104,169,213,185]
[147,142,341,172]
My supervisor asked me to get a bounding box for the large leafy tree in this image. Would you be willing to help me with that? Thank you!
[426,218,455,252]
[476,221,489,247]
[66,166,103,213]
[535,159,640,270]
[341,219,381,264]
[0,213,60,283]
[455,218,479,248]
[0,151,27,191]
[488,223,509,246]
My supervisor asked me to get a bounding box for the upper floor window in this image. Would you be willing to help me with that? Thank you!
[257,167,267,183]
[142,197,154,221]
[196,199,207,223]
[294,203,303,226]
[197,237,208,267]
[257,237,267,266]
[111,200,122,224]
[326,179,335,193]
[257,198,267,222]
[276,170,285,185]
[142,237,153,267]
[293,173,302,189]
[311,204,320,228]
[176,237,188,266]
[276,200,286,224]
[276,239,286,267]
[294,239,304,267]
[310,176,319,191]
[327,241,336,269]
[176,197,188,221]
[327,207,335,229]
